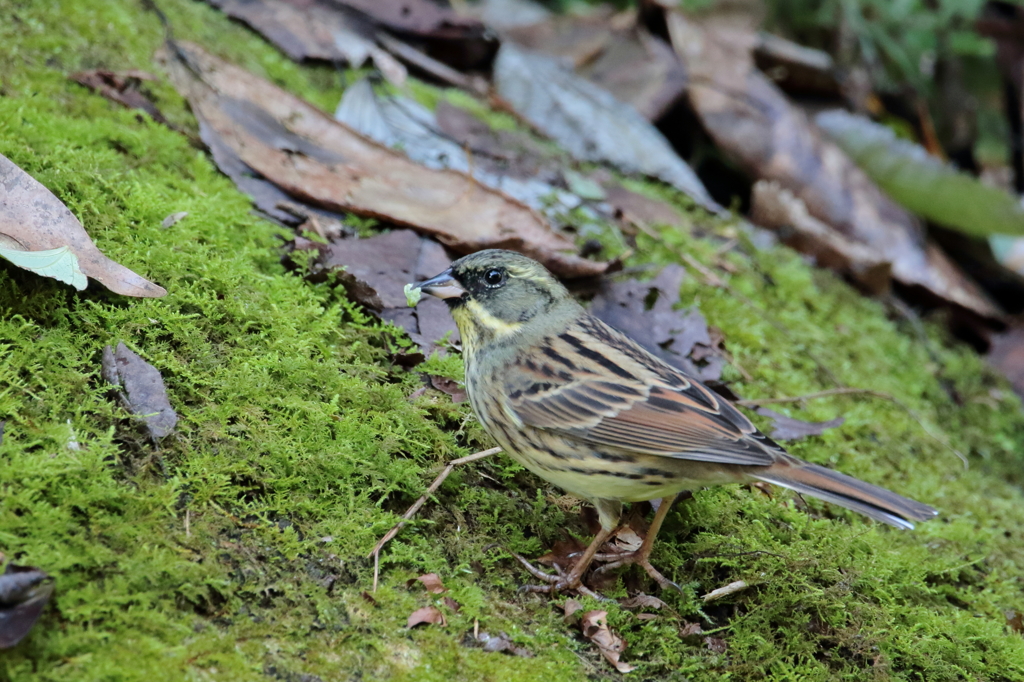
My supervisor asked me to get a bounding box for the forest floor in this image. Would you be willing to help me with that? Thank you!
[2,1,1024,680]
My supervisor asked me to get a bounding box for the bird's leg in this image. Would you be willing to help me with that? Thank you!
[515,498,622,594]
[591,495,680,591]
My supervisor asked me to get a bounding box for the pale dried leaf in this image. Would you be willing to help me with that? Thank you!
[581,610,636,673]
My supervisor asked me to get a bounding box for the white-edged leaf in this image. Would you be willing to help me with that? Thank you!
[0,245,87,290]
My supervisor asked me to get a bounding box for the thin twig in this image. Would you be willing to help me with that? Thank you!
[370,447,501,591]
[736,388,968,468]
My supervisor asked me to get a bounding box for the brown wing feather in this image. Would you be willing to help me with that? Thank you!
[506,314,780,467]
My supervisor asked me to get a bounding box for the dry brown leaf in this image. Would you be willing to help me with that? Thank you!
[0,153,166,297]
[428,375,467,403]
[581,610,636,673]
[291,229,459,355]
[409,573,447,594]
[562,598,584,622]
[590,265,724,381]
[407,605,446,628]
[101,342,179,440]
[666,12,999,319]
[988,324,1024,401]
[443,596,461,612]
[0,565,54,649]
[157,42,602,279]
[70,69,169,126]
[755,407,844,441]
[536,537,588,570]
[750,180,891,294]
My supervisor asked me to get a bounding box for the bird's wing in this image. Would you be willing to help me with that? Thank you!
[504,316,779,467]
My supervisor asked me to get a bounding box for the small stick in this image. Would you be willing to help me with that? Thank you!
[736,388,968,468]
[370,447,501,591]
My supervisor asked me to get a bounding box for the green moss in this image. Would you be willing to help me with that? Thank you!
[1,1,1024,680]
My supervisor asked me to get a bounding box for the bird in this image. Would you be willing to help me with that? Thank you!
[412,249,938,592]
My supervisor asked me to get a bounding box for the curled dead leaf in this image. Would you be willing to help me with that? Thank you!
[581,610,636,673]
[407,605,446,628]
[409,573,447,594]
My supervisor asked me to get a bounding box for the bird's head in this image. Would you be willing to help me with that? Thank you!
[413,250,574,350]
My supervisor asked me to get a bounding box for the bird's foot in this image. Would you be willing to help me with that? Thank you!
[509,552,605,599]
[591,550,680,592]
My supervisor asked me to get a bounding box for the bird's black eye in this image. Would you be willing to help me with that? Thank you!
[484,268,506,287]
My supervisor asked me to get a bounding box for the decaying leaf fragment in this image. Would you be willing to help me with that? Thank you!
[750,181,891,294]
[70,69,169,126]
[0,565,54,649]
[102,342,178,440]
[580,610,636,673]
[474,631,534,657]
[157,42,602,278]
[290,229,459,354]
[755,407,844,441]
[0,153,166,297]
[589,265,724,381]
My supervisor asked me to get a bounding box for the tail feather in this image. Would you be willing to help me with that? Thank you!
[754,462,937,529]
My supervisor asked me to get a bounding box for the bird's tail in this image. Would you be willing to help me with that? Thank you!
[753,460,937,529]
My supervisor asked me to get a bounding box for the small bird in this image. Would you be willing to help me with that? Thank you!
[413,250,937,592]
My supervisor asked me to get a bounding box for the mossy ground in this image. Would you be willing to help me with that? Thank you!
[1,1,1024,680]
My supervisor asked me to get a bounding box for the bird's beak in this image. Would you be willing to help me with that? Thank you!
[413,269,466,300]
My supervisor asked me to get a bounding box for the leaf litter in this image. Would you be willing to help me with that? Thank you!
[0,565,54,650]
[407,605,446,628]
[158,41,604,278]
[0,153,166,297]
[288,228,459,355]
[101,342,179,440]
[589,264,726,382]
[665,10,1001,319]
[580,610,636,673]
